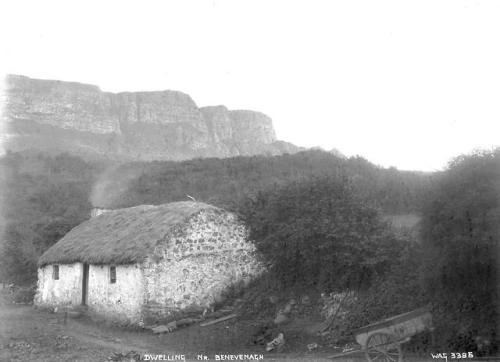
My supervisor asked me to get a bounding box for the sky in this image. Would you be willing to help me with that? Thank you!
[1,0,499,171]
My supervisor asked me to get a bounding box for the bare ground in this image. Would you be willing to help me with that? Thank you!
[0,292,354,362]
[1,290,460,362]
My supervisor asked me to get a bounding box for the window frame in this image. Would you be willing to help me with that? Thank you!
[53,265,59,280]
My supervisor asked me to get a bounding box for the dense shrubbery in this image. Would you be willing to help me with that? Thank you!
[340,148,499,354]
[104,150,433,214]
[239,177,403,291]
[0,149,431,285]
[338,149,499,355]
[345,239,426,329]
[0,151,104,284]
[1,147,497,355]
[419,149,499,352]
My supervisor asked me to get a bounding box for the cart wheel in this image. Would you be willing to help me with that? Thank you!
[364,332,403,362]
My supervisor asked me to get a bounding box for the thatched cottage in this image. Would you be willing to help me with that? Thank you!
[35,201,263,325]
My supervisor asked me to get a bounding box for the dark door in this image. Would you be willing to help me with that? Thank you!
[82,263,89,305]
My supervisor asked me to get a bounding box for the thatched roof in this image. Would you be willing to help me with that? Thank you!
[38,201,222,267]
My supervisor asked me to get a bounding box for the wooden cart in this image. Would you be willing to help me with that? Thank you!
[329,306,433,362]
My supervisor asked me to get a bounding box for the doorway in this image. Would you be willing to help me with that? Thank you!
[82,263,89,305]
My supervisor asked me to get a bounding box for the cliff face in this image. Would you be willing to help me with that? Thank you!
[4,75,300,161]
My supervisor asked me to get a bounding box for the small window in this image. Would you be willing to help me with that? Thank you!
[110,266,116,284]
[53,265,59,280]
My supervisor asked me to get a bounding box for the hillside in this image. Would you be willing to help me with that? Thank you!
[90,150,434,214]
[0,149,434,284]
[3,75,302,161]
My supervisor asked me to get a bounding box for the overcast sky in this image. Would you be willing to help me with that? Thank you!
[1,0,499,171]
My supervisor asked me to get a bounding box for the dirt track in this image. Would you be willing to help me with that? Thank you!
[0,295,147,361]
[2,293,472,362]
[0,293,343,362]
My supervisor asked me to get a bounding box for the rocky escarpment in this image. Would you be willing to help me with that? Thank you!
[4,75,301,161]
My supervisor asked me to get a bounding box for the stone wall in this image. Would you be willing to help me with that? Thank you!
[141,209,264,324]
[86,264,144,324]
[35,208,264,326]
[35,263,83,307]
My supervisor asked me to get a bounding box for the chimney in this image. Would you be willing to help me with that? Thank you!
[90,208,110,218]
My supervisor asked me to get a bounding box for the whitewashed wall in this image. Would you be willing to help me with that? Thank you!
[87,264,144,324]
[35,263,82,306]
[35,209,263,326]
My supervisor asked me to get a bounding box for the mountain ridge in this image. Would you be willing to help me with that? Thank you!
[3,74,302,161]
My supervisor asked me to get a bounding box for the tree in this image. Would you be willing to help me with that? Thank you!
[420,148,500,352]
[240,176,402,291]
[0,152,99,285]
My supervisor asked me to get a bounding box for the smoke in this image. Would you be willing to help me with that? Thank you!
[90,164,145,208]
